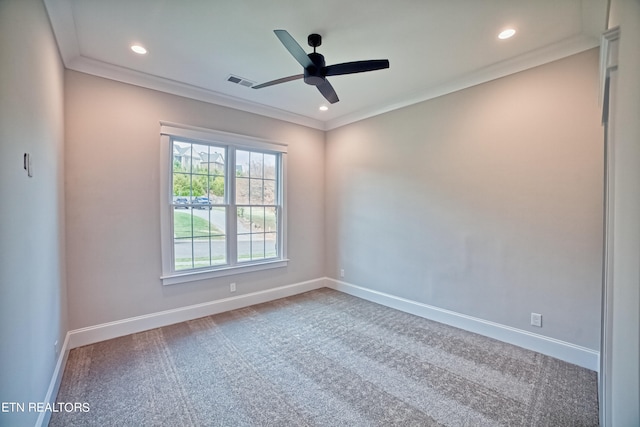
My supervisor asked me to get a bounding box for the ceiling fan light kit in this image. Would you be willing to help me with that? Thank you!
[253,30,390,104]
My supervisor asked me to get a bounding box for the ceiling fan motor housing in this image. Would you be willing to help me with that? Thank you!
[304,52,326,86]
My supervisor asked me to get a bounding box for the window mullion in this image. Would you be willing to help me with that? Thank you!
[278,154,286,260]
[162,135,175,274]
[227,147,238,266]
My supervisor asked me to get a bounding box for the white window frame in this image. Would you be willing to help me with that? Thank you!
[159,122,288,286]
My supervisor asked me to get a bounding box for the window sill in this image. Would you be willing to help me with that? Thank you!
[161,259,289,286]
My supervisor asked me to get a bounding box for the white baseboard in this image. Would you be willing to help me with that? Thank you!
[326,278,599,372]
[47,274,597,424]
[68,278,326,349]
[36,333,70,427]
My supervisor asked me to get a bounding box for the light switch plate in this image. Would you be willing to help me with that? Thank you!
[24,153,33,177]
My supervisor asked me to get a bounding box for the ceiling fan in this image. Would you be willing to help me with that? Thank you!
[252,30,390,104]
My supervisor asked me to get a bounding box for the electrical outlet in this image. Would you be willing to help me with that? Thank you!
[230,282,236,293]
[340,269,345,278]
[531,313,542,327]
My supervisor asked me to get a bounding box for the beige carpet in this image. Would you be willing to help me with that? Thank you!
[50,288,599,426]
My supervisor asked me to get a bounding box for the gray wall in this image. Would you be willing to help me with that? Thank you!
[64,71,325,330]
[0,0,67,426]
[325,49,603,350]
[607,0,640,424]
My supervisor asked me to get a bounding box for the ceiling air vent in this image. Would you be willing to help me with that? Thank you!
[227,74,255,88]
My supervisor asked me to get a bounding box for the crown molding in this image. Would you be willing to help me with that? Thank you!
[44,0,600,132]
[43,0,325,130]
[66,56,326,130]
[62,34,600,132]
[43,0,78,64]
[325,34,600,130]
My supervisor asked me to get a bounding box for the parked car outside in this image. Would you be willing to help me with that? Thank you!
[174,197,190,209]
[193,196,212,210]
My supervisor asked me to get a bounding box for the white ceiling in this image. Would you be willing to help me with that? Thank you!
[44,0,607,130]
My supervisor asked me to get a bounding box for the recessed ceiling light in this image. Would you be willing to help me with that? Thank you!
[319,105,329,111]
[131,44,147,54]
[498,29,516,40]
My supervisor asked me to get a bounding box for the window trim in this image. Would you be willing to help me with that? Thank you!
[159,122,288,286]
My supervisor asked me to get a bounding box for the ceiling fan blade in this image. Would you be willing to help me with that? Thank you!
[274,29,313,69]
[325,59,390,76]
[317,79,339,104]
[252,74,304,89]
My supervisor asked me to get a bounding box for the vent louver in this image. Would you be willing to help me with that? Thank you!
[227,75,255,88]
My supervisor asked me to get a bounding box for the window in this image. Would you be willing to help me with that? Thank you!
[160,123,287,285]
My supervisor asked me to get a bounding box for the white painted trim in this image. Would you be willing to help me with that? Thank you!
[326,278,599,371]
[35,333,71,427]
[43,276,597,425]
[42,0,79,66]
[599,26,620,427]
[44,0,290,116]
[42,0,600,132]
[159,124,289,284]
[67,278,326,349]
[161,259,290,286]
[159,122,289,153]
[67,56,326,131]
[325,34,599,130]
[60,35,599,132]
[599,27,620,105]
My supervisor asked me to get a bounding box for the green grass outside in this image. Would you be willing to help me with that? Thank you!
[174,208,277,269]
[175,256,226,270]
[174,211,224,238]
[237,207,277,232]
